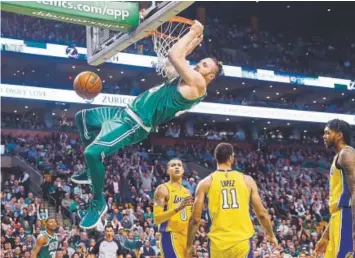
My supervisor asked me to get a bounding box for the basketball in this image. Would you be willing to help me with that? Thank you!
[73,71,102,100]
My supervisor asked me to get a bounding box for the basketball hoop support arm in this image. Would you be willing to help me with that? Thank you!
[87,1,194,66]
[140,1,157,20]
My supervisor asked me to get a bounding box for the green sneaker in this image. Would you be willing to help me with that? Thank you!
[71,169,91,185]
[79,199,107,229]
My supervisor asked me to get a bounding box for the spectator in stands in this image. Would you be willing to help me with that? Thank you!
[68,195,81,225]
[41,177,51,201]
[19,171,30,195]
[61,193,74,210]
[139,165,153,198]
[138,240,156,258]
[36,202,48,224]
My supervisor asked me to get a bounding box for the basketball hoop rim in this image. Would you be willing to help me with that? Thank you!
[145,16,194,39]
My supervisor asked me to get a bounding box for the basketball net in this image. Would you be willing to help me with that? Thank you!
[150,17,194,78]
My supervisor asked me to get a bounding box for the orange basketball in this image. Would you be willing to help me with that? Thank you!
[73,71,102,100]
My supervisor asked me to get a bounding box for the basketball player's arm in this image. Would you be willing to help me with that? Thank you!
[246,176,275,238]
[153,185,177,224]
[31,235,47,258]
[320,224,330,240]
[164,36,203,80]
[168,21,206,88]
[186,178,209,252]
[338,147,355,249]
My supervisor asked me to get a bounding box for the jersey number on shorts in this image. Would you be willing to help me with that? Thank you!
[180,208,187,221]
[221,189,239,209]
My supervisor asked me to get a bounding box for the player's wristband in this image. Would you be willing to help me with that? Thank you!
[154,206,179,224]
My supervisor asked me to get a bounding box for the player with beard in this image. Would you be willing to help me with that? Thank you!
[153,158,194,258]
[315,119,355,257]
[186,143,277,258]
[31,218,59,258]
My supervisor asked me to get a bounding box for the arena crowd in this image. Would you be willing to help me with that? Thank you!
[1,122,333,257]
[1,12,354,78]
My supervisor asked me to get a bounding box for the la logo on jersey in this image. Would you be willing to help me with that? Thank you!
[173,195,184,203]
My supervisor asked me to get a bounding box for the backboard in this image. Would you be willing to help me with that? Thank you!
[86,1,195,66]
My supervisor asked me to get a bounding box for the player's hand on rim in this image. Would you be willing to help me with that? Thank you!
[191,34,203,45]
[190,20,204,36]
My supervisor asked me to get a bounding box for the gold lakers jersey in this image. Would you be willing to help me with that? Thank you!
[158,182,192,236]
[329,147,353,214]
[207,170,254,250]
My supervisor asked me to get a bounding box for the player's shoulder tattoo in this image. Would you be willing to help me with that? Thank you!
[37,234,49,245]
[154,184,169,205]
[339,147,355,174]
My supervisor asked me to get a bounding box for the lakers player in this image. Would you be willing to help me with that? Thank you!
[314,119,355,258]
[31,217,59,258]
[153,158,194,258]
[186,143,278,258]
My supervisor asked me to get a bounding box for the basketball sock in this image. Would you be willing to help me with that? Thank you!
[84,145,105,201]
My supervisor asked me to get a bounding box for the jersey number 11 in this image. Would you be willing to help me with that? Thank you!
[221,189,239,209]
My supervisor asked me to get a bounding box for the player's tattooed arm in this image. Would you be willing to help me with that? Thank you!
[338,147,355,249]
[246,175,278,245]
[153,184,170,224]
[186,177,210,257]
[322,224,330,240]
[31,235,47,258]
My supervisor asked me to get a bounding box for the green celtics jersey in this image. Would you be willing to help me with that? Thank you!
[38,231,59,258]
[129,78,205,129]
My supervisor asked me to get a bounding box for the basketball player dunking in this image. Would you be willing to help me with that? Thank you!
[71,20,223,229]
[186,143,278,258]
[153,158,193,258]
[31,218,59,258]
[314,119,355,258]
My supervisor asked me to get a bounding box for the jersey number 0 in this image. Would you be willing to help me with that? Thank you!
[180,208,187,221]
[221,189,239,209]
